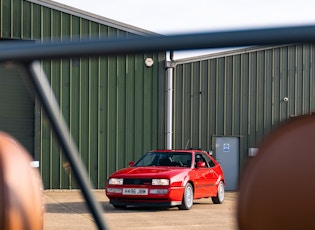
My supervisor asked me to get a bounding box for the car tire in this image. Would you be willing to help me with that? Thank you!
[178,183,194,210]
[212,181,225,204]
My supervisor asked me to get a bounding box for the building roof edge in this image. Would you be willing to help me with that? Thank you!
[27,0,160,36]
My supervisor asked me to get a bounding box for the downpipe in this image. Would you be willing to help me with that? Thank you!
[165,51,176,150]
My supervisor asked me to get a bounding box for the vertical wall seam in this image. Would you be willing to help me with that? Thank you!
[88,56,91,181]
[10,0,12,37]
[247,53,251,137]
[215,59,218,134]
[263,50,272,134]
[97,26,101,188]
[21,0,23,39]
[49,8,53,188]
[198,61,202,147]
[232,56,235,135]
[116,54,119,170]
[79,17,82,161]
[30,3,33,39]
[106,47,110,178]
[190,63,193,145]
[182,66,185,147]
[0,0,2,36]
[69,14,73,188]
[271,49,275,126]
[59,59,62,188]
[206,61,210,148]
[223,57,226,135]
[311,45,314,112]
[280,47,284,119]
[59,11,62,188]
[294,46,298,116]
[239,54,243,139]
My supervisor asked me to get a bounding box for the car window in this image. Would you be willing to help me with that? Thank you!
[134,152,157,166]
[171,153,192,167]
[202,153,216,167]
[195,153,216,168]
[195,153,207,168]
[133,152,192,167]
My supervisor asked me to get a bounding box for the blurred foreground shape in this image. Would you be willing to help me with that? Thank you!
[238,114,315,230]
[0,132,43,230]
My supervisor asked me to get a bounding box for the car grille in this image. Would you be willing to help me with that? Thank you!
[123,178,152,185]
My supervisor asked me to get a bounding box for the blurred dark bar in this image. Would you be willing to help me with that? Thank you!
[0,25,315,61]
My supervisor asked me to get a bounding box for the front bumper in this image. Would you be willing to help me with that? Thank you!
[106,186,184,207]
[109,198,182,207]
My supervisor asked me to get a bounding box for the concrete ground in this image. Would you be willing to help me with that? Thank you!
[44,190,238,230]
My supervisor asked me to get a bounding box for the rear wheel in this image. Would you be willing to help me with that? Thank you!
[178,183,194,210]
[212,181,225,204]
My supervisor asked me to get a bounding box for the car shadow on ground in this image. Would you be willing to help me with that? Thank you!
[44,200,218,214]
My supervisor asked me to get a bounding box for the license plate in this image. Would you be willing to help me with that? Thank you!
[122,188,148,195]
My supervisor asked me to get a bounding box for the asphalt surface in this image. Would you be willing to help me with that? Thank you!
[44,190,238,230]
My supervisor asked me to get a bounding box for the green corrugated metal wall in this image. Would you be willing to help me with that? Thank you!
[173,44,315,167]
[0,63,35,154]
[0,0,166,189]
[3,0,315,190]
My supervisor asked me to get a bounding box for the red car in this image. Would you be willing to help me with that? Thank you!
[105,149,225,210]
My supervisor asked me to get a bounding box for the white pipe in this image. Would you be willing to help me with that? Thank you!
[166,66,173,149]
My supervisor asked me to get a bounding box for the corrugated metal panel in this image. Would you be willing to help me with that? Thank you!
[0,63,34,155]
[174,44,315,167]
[0,0,165,189]
[27,0,158,36]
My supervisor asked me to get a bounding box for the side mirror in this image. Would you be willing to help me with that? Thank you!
[128,161,135,167]
[196,161,206,168]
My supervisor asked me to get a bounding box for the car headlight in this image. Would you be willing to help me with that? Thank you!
[108,178,123,185]
[152,179,169,186]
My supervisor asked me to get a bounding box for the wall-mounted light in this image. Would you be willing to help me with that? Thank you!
[248,148,258,157]
[145,58,154,67]
[283,97,289,102]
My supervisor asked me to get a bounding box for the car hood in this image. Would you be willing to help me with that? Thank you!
[110,166,189,178]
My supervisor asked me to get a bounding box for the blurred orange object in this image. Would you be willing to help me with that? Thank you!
[238,114,315,230]
[0,132,43,230]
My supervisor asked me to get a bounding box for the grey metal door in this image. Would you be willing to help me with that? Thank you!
[215,136,239,191]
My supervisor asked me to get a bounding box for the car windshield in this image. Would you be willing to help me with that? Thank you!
[133,152,192,167]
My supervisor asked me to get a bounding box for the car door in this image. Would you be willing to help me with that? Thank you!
[202,153,222,196]
[193,153,213,198]
[193,153,221,198]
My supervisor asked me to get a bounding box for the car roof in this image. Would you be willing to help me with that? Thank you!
[150,149,205,153]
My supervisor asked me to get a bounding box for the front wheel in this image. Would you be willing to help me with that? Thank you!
[178,183,194,210]
[212,181,225,204]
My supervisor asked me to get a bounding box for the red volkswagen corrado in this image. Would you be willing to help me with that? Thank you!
[105,149,225,210]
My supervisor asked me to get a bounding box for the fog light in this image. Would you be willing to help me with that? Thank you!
[150,189,168,194]
[107,188,122,193]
